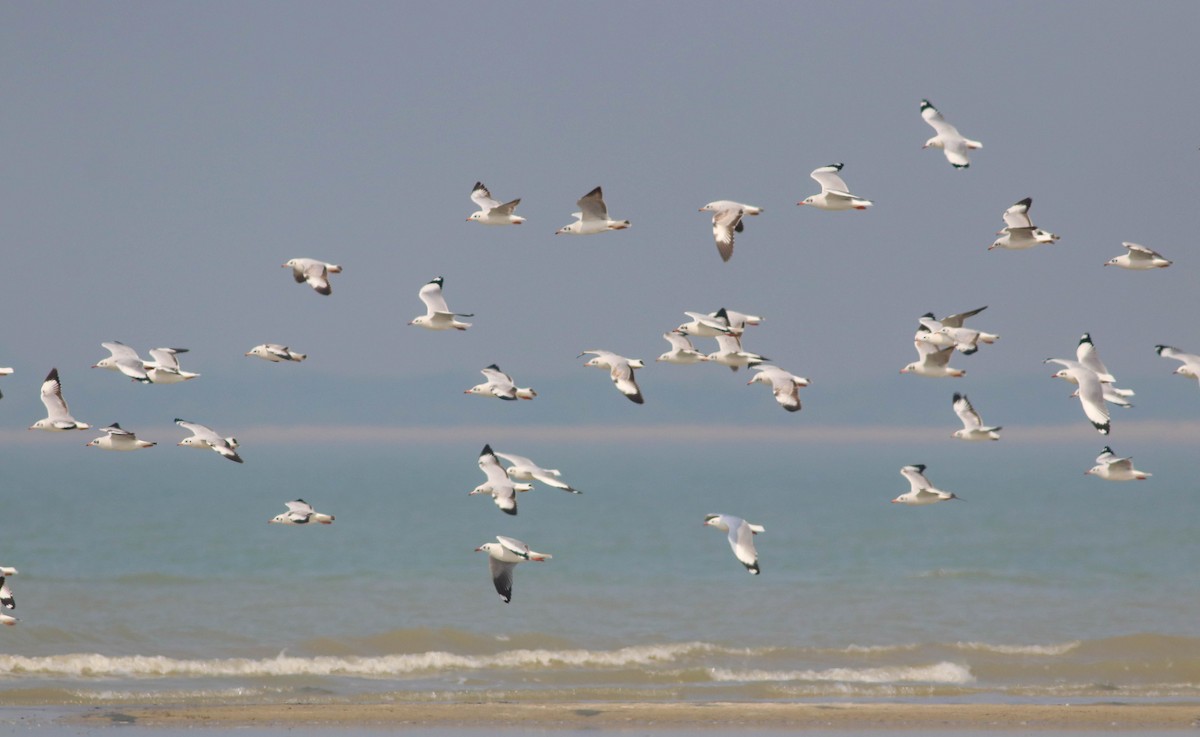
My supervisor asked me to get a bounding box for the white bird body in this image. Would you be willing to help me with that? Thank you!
[1046,358,1110,434]
[475,535,551,603]
[657,332,709,364]
[990,198,1059,250]
[87,423,156,451]
[901,341,964,378]
[92,342,151,383]
[245,344,307,362]
[270,498,335,524]
[1106,242,1171,269]
[493,451,579,493]
[409,276,473,331]
[30,368,89,431]
[920,99,981,169]
[797,163,872,210]
[470,445,528,515]
[892,464,961,504]
[747,365,809,413]
[144,347,200,383]
[1155,344,1200,384]
[283,258,341,295]
[704,513,764,575]
[1085,446,1151,481]
[706,333,766,371]
[951,393,1001,441]
[580,349,644,404]
[675,308,741,338]
[699,200,762,262]
[175,418,243,463]
[467,182,524,225]
[555,186,629,234]
[465,364,536,400]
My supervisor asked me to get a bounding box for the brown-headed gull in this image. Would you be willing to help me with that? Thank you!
[715,309,762,332]
[92,342,151,383]
[951,393,1001,441]
[901,341,964,378]
[706,333,766,372]
[580,349,644,404]
[30,368,90,431]
[86,423,156,451]
[555,186,629,235]
[470,444,530,516]
[747,365,809,413]
[465,364,536,400]
[175,418,243,463]
[656,332,709,364]
[915,308,998,355]
[283,258,341,296]
[892,464,962,505]
[409,276,473,331]
[703,513,763,575]
[1045,359,1110,434]
[145,348,199,383]
[466,182,524,225]
[674,308,740,338]
[1106,242,1171,270]
[796,163,872,210]
[1069,333,1135,401]
[1085,446,1151,481]
[699,200,762,262]
[920,99,981,169]
[475,535,551,603]
[270,499,334,524]
[990,198,1060,250]
[494,450,580,493]
[0,575,13,610]
[1154,344,1200,386]
[245,344,307,362]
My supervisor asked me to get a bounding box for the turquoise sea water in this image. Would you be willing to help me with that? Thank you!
[0,433,1197,709]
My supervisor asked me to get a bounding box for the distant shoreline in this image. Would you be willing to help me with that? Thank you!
[67,701,1200,730]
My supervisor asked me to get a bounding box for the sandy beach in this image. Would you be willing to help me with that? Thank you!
[66,701,1200,730]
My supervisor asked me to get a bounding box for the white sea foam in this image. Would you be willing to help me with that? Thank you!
[953,641,1081,656]
[0,642,727,680]
[709,662,975,685]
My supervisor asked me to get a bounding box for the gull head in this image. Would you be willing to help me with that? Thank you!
[555,224,575,235]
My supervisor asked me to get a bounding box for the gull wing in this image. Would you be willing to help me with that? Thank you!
[576,186,609,221]
[1002,198,1035,230]
[952,393,982,430]
[809,163,850,194]
[418,280,451,314]
[470,182,500,211]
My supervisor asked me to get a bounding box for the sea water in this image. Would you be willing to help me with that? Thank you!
[0,435,1197,706]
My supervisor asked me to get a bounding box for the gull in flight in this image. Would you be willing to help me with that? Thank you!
[1045,358,1110,434]
[1155,344,1200,387]
[674,308,740,338]
[555,186,630,235]
[409,276,473,331]
[466,182,524,225]
[704,513,764,575]
[915,308,998,355]
[796,163,873,210]
[494,450,580,493]
[86,423,156,451]
[580,349,645,404]
[892,464,962,504]
[951,393,1001,441]
[30,368,90,431]
[144,348,200,383]
[1085,447,1151,481]
[283,258,342,296]
[656,332,709,365]
[919,98,982,169]
[470,444,531,516]
[990,198,1060,250]
[464,364,536,400]
[1105,242,1171,270]
[270,499,335,524]
[706,333,767,372]
[92,342,151,383]
[245,344,307,362]
[175,419,243,463]
[901,341,964,378]
[699,200,762,262]
[475,535,551,603]
[747,364,810,413]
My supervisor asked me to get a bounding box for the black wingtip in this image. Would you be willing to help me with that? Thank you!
[952,393,964,403]
[481,443,493,455]
[502,506,517,516]
[627,394,645,405]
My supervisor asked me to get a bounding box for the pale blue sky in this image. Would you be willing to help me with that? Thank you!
[3,1,1199,444]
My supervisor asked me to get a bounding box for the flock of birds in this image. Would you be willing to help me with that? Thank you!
[1,98,1191,610]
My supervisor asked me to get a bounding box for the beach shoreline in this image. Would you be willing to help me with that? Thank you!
[64,701,1200,730]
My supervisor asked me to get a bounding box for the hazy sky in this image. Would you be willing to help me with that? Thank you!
[3,2,1199,446]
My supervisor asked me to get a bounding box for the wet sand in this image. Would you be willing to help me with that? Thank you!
[68,701,1200,730]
